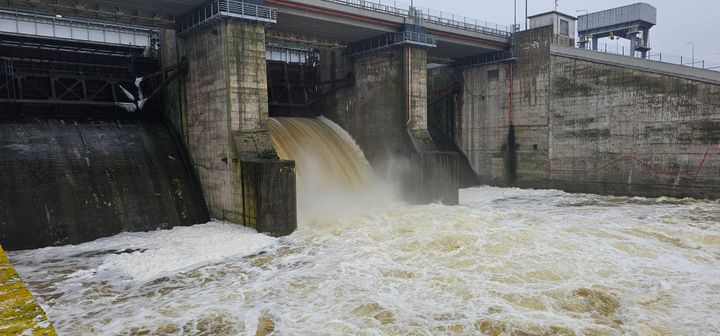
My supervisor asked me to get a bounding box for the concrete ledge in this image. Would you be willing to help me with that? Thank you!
[241,160,297,237]
[550,45,720,85]
[0,245,56,335]
[417,151,460,205]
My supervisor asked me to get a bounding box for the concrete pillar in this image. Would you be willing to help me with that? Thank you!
[321,44,458,205]
[403,45,459,205]
[160,28,187,140]
[183,19,296,235]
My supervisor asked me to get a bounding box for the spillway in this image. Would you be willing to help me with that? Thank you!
[268,116,398,218]
[269,117,372,192]
[0,118,209,250]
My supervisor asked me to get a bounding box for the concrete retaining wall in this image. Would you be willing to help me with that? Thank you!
[430,26,720,199]
[0,118,209,250]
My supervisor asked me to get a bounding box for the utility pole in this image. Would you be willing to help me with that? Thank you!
[526,0,528,30]
[514,0,517,31]
[686,41,695,67]
[555,0,559,11]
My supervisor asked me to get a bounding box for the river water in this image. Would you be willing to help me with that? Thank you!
[8,117,720,335]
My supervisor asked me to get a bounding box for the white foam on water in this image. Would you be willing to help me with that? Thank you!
[8,187,720,335]
[11,221,275,282]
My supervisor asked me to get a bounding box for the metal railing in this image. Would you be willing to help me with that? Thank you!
[575,40,720,73]
[454,50,516,68]
[0,9,157,47]
[180,0,277,36]
[322,0,512,38]
[0,59,16,100]
[347,30,437,56]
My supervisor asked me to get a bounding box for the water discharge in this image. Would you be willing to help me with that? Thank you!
[268,116,399,219]
[7,118,720,335]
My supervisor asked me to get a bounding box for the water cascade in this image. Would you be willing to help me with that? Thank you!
[268,117,397,218]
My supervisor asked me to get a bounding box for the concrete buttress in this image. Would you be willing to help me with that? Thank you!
[183,19,296,235]
[321,44,459,205]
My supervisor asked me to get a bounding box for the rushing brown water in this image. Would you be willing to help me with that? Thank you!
[269,117,372,192]
[8,117,720,335]
[268,116,397,218]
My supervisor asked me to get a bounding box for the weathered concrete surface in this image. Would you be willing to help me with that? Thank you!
[320,45,459,203]
[241,160,296,237]
[416,152,460,205]
[320,47,415,167]
[430,25,720,199]
[1,245,56,335]
[160,28,188,140]
[182,19,297,234]
[0,118,209,250]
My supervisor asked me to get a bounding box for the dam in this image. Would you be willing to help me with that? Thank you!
[1,0,720,334]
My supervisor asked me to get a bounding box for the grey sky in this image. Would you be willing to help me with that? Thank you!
[411,0,719,64]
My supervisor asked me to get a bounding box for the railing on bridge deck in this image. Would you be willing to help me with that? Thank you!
[179,0,277,36]
[322,0,512,38]
[347,30,437,56]
[454,50,517,68]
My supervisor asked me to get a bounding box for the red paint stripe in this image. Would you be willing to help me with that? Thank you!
[546,147,720,177]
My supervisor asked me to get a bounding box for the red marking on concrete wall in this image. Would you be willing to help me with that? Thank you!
[547,148,720,177]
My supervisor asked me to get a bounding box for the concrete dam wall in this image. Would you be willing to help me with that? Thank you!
[430,26,720,199]
[0,118,210,250]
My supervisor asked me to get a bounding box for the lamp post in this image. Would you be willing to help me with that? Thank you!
[514,0,517,31]
[577,9,588,49]
[685,41,695,67]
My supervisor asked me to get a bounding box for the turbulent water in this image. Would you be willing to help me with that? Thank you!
[9,187,720,335]
[268,117,398,219]
[8,117,720,335]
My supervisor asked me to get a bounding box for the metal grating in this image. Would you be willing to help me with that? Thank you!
[0,9,158,47]
[347,31,437,56]
[454,51,516,68]
[179,0,277,36]
[0,59,16,100]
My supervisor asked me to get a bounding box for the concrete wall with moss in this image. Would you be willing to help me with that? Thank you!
[1,245,56,335]
[431,26,720,199]
[320,47,418,168]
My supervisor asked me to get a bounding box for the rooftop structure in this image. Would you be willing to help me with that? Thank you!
[577,2,657,58]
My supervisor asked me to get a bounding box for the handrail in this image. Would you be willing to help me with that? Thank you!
[346,30,437,56]
[179,0,277,36]
[321,0,511,38]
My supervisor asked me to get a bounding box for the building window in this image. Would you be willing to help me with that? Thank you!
[559,19,570,36]
[487,69,499,81]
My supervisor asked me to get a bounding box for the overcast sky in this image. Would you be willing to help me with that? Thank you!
[411,0,719,65]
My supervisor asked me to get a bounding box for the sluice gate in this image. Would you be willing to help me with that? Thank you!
[0,11,210,250]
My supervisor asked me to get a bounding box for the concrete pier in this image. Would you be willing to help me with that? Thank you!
[321,44,459,205]
[182,19,297,233]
